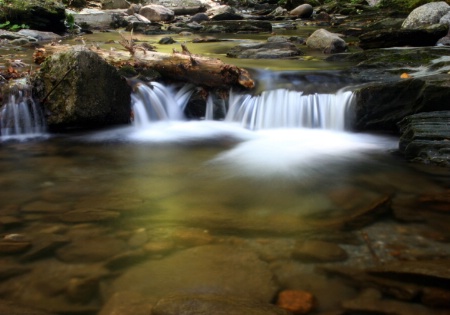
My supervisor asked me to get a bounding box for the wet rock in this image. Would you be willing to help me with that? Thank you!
[105,245,278,304]
[227,37,303,59]
[319,266,422,302]
[153,294,290,315]
[0,259,105,314]
[342,288,441,315]
[159,36,176,44]
[201,20,272,33]
[58,209,120,223]
[359,24,449,49]
[402,2,450,29]
[22,200,71,213]
[139,5,175,22]
[290,4,313,18]
[0,215,22,227]
[398,111,450,166]
[73,8,125,30]
[292,240,348,263]
[319,190,391,230]
[104,249,149,270]
[2,1,66,33]
[101,0,130,9]
[19,233,70,262]
[143,239,175,255]
[66,276,101,304]
[0,239,31,254]
[99,291,153,315]
[276,290,315,314]
[208,5,244,21]
[190,12,209,23]
[34,46,131,131]
[421,287,450,308]
[367,259,450,285]
[142,0,206,15]
[306,29,347,54]
[0,299,57,315]
[170,227,214,247]
[353,74,450,132]
[17,30,61,42]
[56,236,127,263]
[0,263,31,280]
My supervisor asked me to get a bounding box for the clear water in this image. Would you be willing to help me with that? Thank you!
[0,82,449,313]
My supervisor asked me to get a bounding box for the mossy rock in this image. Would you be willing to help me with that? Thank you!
[378,0,450,13]
[0,0,66,33]
[33,46,131,131]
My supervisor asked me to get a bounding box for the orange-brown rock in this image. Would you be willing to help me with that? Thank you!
[276,289,315,314]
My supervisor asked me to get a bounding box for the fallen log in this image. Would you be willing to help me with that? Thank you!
[40,44,255,90]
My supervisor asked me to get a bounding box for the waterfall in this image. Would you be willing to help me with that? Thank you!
[225,89,354,131]
[0,82,46,138]
[131,81,194,127]
[131,81,354,131]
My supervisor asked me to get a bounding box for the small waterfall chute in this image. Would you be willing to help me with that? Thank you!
[130,81,195,127]
[225,88,355,131]
[0,80,46,139]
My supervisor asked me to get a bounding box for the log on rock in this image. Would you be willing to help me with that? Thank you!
[40,44,255,89]
[94,45,254,89]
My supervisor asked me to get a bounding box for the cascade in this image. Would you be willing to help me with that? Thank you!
[225,89,354,131]
[131,81,354,131]
[131,81,194,127]
[0,82,46,138]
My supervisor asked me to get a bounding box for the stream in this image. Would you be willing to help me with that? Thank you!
[0,25,449,315]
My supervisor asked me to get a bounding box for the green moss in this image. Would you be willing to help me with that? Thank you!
[378,0,450,12]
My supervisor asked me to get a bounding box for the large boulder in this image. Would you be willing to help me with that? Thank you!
[398,111,450,167]
[359,24,449,49]
[33,46,131,131]
[0,1,66,33]
[306,28,347,53]
[73,8,128,30]
[352,74,450,132]
[402,1,450,29]
[139,4,175,22]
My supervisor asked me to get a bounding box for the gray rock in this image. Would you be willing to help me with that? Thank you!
[402,1,450,29]
[292,240,348,263]
[290,4,313,18]
[33,46,131,131]
[201,20,272,33]
[17,30,61,42]
[73,8,125,30]
[56,236,127,263]
[139,5,175,22]
[152,294,290,315]
[398,111,450,166]
[190,12,209,23]
[101,0,130,9]
[104,245,278,304]
[353,74,450,131]
[306,28,347,53]
[359,24,449,49]
[207,5,243,21]
[227,37,303,59]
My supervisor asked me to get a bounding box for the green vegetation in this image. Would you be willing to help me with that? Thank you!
[0,20,29,31]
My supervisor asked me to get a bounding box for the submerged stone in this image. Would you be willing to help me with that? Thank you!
[292,240,348,263]
[152,294,290,315]
[104,245,278,304]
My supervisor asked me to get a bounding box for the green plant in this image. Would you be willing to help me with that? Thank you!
[66,12,75,32]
